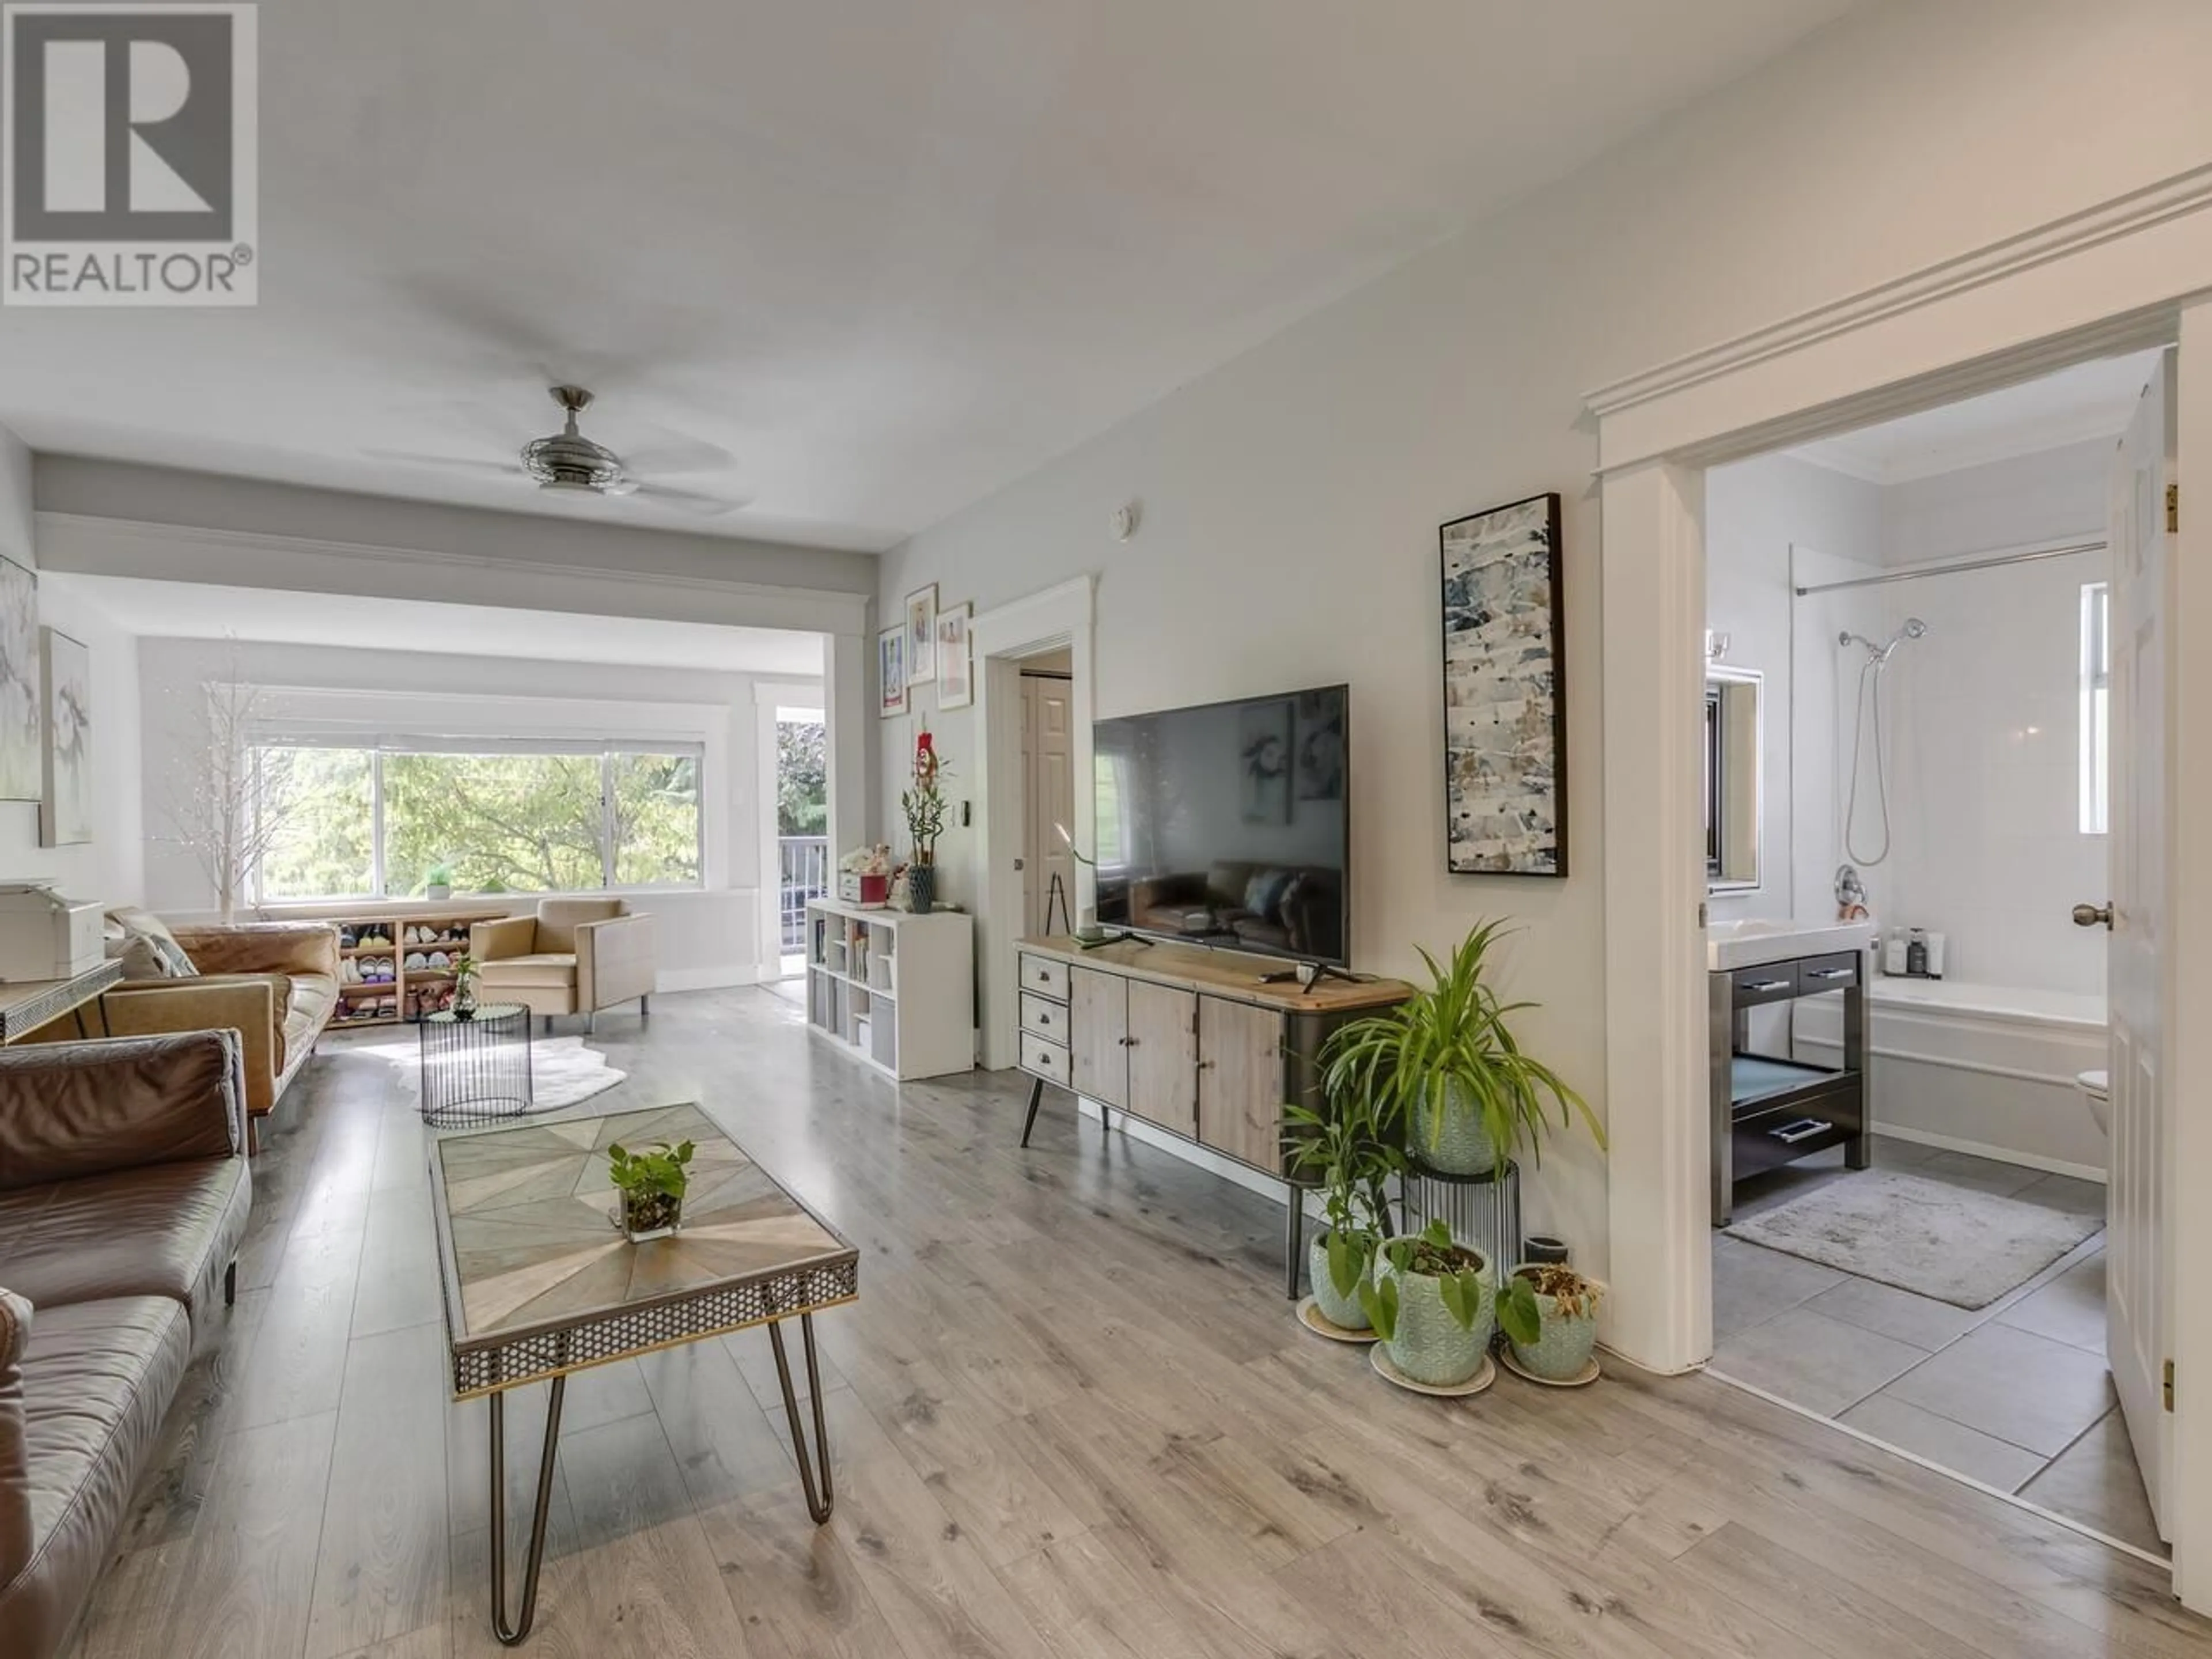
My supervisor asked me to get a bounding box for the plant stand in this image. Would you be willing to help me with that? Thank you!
[1399,1156,1521,1288]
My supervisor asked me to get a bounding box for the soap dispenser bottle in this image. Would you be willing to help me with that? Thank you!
[1906,929,1930,978]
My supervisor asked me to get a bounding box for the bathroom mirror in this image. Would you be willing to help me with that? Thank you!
[1705,666,1762,892]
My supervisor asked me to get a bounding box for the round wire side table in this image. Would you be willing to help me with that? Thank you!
[1399,1156,1522,1283]
[419,1003,534,1127]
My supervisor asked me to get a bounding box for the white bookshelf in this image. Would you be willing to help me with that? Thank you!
[804,899,974,1080]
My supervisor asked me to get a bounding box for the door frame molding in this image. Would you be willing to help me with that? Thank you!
[1588,175,2212,1604]
[972,577,1096,1071]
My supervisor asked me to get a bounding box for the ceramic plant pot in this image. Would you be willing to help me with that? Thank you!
[1307,1230,1372,1331]
[1378,1247,1495,1387]
[1506,1265,1601,1380]
[909,862,937,915]
[427,884,452,901]
[1414,1080,1502,1176]
[622,1189,683,1244]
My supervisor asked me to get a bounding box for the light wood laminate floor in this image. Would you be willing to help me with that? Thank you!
[65,988,2212,1659]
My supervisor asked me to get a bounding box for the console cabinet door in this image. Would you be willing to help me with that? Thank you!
[1196,997,1285,1170]
[1124,980,1197,1132]
[1069,966,1128,1108]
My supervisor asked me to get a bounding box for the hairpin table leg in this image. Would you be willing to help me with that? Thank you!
[768,1314,835,1523]
[1019,1075,1045,1147]
[488,1374,565,1645]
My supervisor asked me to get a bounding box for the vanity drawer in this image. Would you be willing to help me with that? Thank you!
[1732,1094,1860,1179]
[1730,963,1800,1007]
[1020,953,1070,1004]
[1021,1033,1070,1087]
[1020,993,1067,1041]
[1796,952,1862,991]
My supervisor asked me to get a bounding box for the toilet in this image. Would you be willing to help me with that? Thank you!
[2075,1069,2110,1138]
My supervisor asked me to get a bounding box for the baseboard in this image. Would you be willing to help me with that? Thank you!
[1875,1122,2107,1185]
[1071,1095,1287,1204]
[656,965,762,994]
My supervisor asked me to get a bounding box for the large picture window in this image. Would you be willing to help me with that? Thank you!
[253,741,703,901]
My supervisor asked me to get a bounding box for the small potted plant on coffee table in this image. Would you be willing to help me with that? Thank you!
[1283,1086,1402,1336]
[607,1139,695,1243]
[1499,1262,1605,1384]
[1359,1219,1498,1389]
[450,953,479,1020]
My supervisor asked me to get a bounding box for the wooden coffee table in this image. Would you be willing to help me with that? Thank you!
[427,1102,858,1645]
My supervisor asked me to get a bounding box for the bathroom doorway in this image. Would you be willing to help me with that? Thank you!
[1699,349,2173,1555]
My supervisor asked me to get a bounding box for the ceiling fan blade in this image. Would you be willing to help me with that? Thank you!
[362,449,526,479]
[618,429,735,477]
[627,481,752,516]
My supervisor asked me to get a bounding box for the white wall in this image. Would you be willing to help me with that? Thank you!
[0,429,145,905]
[870,0,2212,1273]
[137,636,818,988]
[1702,453,1884,922]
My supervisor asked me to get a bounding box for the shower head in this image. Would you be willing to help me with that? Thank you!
[1839,619,1930,664]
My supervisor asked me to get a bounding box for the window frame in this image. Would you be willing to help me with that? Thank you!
[249,736,707,903]
[2080,580,2111,836]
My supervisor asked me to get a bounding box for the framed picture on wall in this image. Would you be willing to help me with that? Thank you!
[1439,491,1567,877]
[878,624,908,718]
[904,584,938,683]
[39,627,90,847]
[936,602,973,709]
[0,556,39,801]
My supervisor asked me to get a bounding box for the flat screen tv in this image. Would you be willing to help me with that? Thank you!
[1093,685,1350,965]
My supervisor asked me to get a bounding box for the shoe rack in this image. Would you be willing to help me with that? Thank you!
[328,906,511,1028]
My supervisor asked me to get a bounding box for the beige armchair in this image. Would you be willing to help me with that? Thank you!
[470,899,655,1032]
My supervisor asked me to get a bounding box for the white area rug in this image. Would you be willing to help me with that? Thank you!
[1730,1170,2102,1309]
[343,1031,626,1115]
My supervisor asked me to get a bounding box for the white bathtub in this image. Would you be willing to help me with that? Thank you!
[1794,976,2108,1180]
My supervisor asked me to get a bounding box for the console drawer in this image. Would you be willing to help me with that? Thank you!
[1021,953,1070,1004]
[1796,952,1862,991]
[1021,1033,1070,1087]
[1730,963,1799,1007]
[1020,993,1067,1041]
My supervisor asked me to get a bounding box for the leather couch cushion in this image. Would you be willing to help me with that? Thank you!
[283,973,337,1056]
[478,952,578,990]
[0,1034,240,1193]
[1,1296,188,1659]
[0,1160,249,1322]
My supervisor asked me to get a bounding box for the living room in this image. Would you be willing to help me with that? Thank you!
[6,2,2212,1657]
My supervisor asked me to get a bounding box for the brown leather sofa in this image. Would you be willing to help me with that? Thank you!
[0,1031,251,1659]
[471,898,655,1032]
[28,915,340,1153]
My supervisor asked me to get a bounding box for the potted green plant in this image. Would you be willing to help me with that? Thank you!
[1321,919,1604,1179]
[900,727,948,914]
[424,863,455,902]
[1360,1221,1496,1387]
[450,952,479,1020]
[607,1139,695,1242]
[1501,1262,1605,1381]
[1282,1085,1402,1332]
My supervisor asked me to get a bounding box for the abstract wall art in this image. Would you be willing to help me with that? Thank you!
[0,557,38,801]
[1438,491,1566,877]
[39,627,90,846]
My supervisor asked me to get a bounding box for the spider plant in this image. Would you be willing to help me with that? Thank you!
[1320,919,1604,1180]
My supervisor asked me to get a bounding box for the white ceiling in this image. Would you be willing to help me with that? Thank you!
[1789,351,2164,484]
[0,0,1859,552]
[50,574,824,676]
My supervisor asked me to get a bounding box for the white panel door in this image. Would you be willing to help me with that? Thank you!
[2106,347,2176,1538]
[1022,675,1076,935]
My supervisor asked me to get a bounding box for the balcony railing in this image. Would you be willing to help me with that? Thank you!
[779,836,831,951]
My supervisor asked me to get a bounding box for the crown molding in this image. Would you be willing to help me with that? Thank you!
[1585,161,2212,422]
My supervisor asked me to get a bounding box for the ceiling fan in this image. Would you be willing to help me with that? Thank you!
[369,385,748,516]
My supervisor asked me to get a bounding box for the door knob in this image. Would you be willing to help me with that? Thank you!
[2072,902,2113,929]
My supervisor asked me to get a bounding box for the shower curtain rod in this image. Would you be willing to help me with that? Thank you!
[1794,537,2107,597]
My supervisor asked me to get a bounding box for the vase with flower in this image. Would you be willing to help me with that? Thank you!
[901,726,949,914]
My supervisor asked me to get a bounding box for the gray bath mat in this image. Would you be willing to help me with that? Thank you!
[1730,1171,2101,1309]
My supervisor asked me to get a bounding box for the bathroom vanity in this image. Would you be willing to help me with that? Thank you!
[1708,920,1873,1225]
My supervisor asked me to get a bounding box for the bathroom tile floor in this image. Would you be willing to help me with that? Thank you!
[1710,1136,2162,1558]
